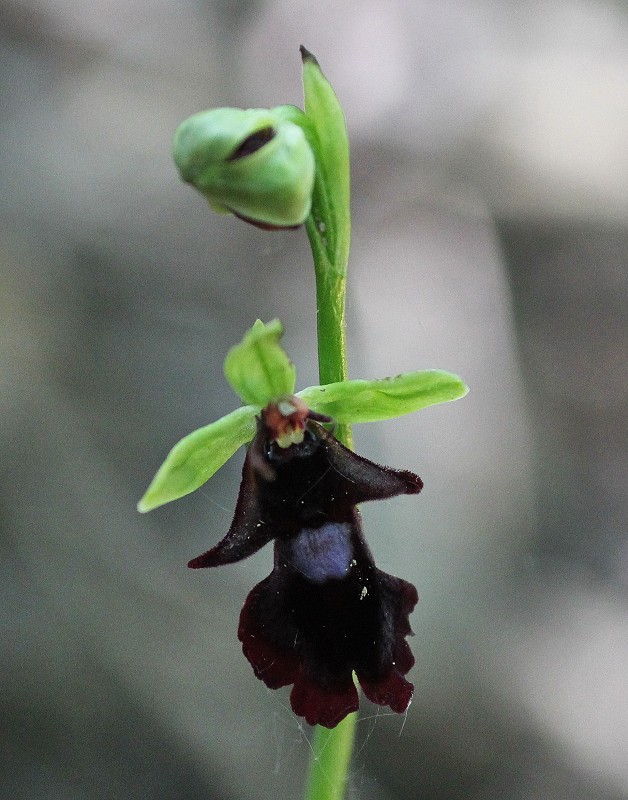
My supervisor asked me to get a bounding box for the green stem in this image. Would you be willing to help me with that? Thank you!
[302,213,356,799]
[303,712,357,800]
[305,216,352,449]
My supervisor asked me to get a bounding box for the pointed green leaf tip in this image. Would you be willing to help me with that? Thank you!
[137,405,257,513]
[300,45,350,270]
[298,370,468,424]
[224,319,297,406]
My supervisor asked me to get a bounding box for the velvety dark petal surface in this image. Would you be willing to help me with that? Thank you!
[355,572,418,713]
[237,509,418,727]
[315,423,423,505]
[188,454,272,568]
[192,408,422,726]
[238,574,300,689]
[244,420,423,538]
[358,669,413,713]
[290,672,359,728]
[191,417,422,570]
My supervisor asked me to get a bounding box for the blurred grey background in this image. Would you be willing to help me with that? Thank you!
[1,1,627,798]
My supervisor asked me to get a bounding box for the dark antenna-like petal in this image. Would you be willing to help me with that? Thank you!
[312,422,423,504]
[188,451,272,568]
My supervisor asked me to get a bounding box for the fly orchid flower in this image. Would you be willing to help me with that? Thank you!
[139,320,467,727]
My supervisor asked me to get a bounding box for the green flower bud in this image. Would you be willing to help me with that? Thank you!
[173,106,315,228]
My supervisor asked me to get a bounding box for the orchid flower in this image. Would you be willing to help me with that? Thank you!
[139,319,467,726]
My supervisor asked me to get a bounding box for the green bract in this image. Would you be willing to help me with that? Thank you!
[138,320,468,512]
[173,106,315,227]
[300,46,350,273]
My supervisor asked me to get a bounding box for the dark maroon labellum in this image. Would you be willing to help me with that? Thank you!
[189,400,423,728]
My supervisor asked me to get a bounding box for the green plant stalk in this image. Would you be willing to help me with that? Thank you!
[303,212,356,797]
[305,217,352,449]
[303,712,357,800]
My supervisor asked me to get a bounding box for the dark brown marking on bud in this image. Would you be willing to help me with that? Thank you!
[227,127,275,161]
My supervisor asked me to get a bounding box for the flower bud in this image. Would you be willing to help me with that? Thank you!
[173,107,315,228]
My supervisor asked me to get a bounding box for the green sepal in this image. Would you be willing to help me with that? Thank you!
[299,47,350,271]
[173,106,315,227]
[298,370,468,423]
[137,405,258,513]
[224,319,297,406]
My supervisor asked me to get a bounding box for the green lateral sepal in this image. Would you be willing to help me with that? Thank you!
[298,370,469,424]
[137,405,258,513]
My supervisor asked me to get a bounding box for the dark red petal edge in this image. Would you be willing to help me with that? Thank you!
[239,576,359,728]
[238,577,299,689]
[358,670,414,713]
[238,568,418,727]
[291,672,359,729]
